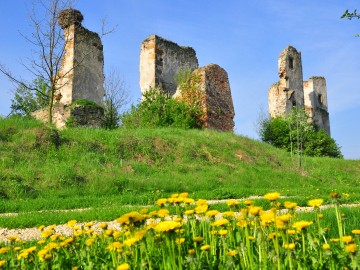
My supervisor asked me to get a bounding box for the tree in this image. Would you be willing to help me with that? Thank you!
[102,68,131,129]
[0,0,76,124]
[258,110,342,162]
[341,9,360,20]
[10,78,49,116]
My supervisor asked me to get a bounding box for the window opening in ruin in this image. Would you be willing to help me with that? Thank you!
[289,57,294,69]
[318,94,323,105]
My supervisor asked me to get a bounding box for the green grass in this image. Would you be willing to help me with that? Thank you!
[0,117,359,228]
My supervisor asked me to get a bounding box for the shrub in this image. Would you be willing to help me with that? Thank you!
[120,88,203,129]
[259,112,342,158]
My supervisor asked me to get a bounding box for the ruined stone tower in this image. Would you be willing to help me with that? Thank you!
[268,46,330,134]
[139,35,235,131]
[304,77,330,134]
[268,46,304,118]
[140,34,199,96]
[32,9,105,128]
[56,9,105,106]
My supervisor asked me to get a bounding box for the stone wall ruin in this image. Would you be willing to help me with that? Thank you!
[140,35,199,96]
[32,9,105,128]
[139,35,235,131]
[268,46,331,134]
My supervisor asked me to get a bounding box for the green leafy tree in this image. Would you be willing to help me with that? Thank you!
[10,78,49,116]
[259,110,342,161]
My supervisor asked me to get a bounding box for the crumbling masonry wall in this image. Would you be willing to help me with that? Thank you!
[268,46,331,134]
[56,9,105,106]
[33,9,105,128]
[140,35,199,96]
[190,64,235,131]
[304,77,330,134]
[268,46,304,118]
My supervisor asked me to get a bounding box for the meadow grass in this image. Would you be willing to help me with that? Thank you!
[0,117,359,229]
[1,192,360,269]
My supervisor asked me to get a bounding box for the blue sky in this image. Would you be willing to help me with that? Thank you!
[0,1,359,159]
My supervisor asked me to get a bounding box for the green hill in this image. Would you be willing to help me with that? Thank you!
[0,117,359,227]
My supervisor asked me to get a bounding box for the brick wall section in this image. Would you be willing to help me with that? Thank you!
[193,64,235,131]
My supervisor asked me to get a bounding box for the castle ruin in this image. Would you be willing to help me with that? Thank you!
[32,9,105,128]
[140,35,235,131]
[268,46,330,134]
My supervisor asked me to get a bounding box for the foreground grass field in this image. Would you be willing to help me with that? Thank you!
[1,192,360,269]
[0,117,359,228]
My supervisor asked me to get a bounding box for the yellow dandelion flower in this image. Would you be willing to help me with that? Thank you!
[197,199,208,206]
[248,236,255,241]
[352,229,360,235]
[264,192,280,201]
[157,209,170,218]
[345,243,357,253]
[236,219,247,228]
[0,260,6,267]
[179,192,189,198]
[227,199,240,206]
[308,199,324,208]
[193,236,204,242]
[6,235,18,242]
[268,232,281,239]
[222,211,235,217]
[188,249,196,255]
[171,193,179,198]
[13,247,21,251]
[154,221,182,232]
[342,235,353,244]
[278,213,292,223]
[176,238,185,244]
[99,223,108,229]
[195,204,208,214]
[156,198,167,206]
[284,243,296,250]
[287,229,297,235]
[184,209,195,215]
[44,242,59,251]
[330,238,339,243]
[105,229,113,236]
[284,201,298,209]
[85,222,94,227]
[124,237,139,247]
[249,206,262,216]
[276,219,285,229]
[205,210,219,217]
[38,225,45,231]
[219,230,228,236]
[244,200,253,206]
[317,213,324,219]
[292,220,313,231]
[37,239,45,245]
[184,198,195,204]
[50,233,61,241]
[0,248,10,254]
[117,263,130,270]
[200,244,211,251]
[64,237,74,244]
[72,267,78,270]
[260,211,275,226]
[210,230,218,235]
[227,250,237,256]
[107,242,123,250]
[323,243,330,250]
[67,220,77,227]
[17,252,29,260]
[167,198,175,204]
[211,218,229,227]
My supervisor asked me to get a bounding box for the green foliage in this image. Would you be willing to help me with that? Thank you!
[120,88,203,129]
[10,78,49,116]
[71,99,102,108]
[102,98,119,129]
[259,111,342,158]
[341,9,360,20]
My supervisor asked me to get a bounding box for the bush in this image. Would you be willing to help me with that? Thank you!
[120,88,203,129]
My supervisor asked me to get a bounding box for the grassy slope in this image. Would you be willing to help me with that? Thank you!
[0,117,359,227]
